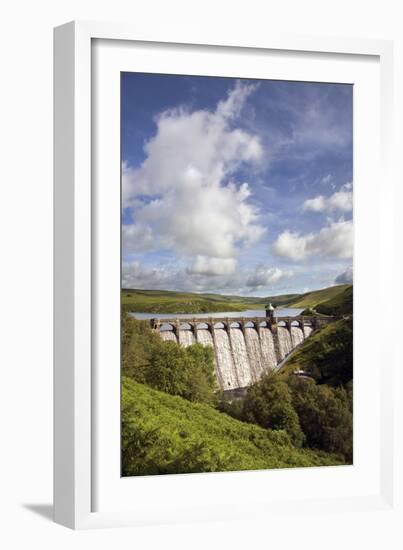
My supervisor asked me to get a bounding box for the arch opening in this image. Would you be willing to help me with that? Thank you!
[160,323,175,332]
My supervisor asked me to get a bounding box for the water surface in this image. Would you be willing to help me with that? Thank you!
[130,308,304,320]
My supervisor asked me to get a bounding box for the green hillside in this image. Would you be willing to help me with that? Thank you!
[122,377,343,476]
[122,289,261,314]
[315,286,353,316]
[121,288,299,314]
[280,317,353,387]
[121,284,352,315]
[287,284,351,309]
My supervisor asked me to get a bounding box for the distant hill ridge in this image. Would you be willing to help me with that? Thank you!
[122,284,352,315]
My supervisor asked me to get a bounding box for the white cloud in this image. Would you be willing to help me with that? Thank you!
[121,259,240,293]
[272,220,353,261]
[246,266,293,289]
[122,261,175,290]
[122,260,295,295]
[335,266,353,284]
[122,82,265,268]
[272,231,308,261]
[187,256,237,276]
[303,182,353,213]
[216,81,259,120]
[302,195,326,213]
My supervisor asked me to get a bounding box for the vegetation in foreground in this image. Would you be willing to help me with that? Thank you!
[121,315,353,476]
[242,374,352,461]
[121,284,352,315]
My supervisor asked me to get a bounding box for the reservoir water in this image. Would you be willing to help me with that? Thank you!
[130,308,304,320]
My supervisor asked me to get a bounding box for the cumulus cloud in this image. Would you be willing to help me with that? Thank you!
[335,266,353,284]
[246,266,293,289]
[122,82,265,275]
[122,260,238,293]
[122,261,176,290]
[187,256,237,276]
[303,182,353,213]
[122,260,295,294]
[272,220,353,261]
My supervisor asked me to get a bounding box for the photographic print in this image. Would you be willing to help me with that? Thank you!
[121,73,353,477]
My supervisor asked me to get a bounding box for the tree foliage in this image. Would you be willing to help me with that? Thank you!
[287,376,353,461]
[122,315,217,404]
[243,375,305,447]
[242,372,353,462]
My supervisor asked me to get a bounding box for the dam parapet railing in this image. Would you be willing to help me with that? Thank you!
[150,315,339,333]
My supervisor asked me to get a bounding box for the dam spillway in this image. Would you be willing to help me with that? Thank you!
[154,315,334,391]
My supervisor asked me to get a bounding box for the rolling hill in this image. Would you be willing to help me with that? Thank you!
[279,317,353,386]
[121,289,262,314]
[121,284,352,315]
[314,285,353,315]
[285,284,351,309]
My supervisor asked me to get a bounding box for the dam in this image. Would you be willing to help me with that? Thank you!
[150,314,336,391]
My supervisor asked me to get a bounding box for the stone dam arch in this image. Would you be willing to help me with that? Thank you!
[151,315,337,391]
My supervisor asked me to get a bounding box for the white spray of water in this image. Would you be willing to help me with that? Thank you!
[277,326,293,360]
[229,328,253,387]
[178,330,195,347]
[160,331,178,343]
[259,327,278,371]
[213,329,239,389]
[291,326,304,347]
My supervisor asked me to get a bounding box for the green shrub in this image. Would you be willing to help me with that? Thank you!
[287,376,353,461]
[122,315,217,404]
[242,375,305,447]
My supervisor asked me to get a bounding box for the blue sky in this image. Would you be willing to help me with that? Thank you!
[121,73,353,296]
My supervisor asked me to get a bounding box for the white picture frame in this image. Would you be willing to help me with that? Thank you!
[54,20,396,530]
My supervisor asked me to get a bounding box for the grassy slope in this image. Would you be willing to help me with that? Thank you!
[122,288,308,314]
[286,284,351,308]
[122,377,343,476]
[314,286,353,315]
[122,285,352,315]
[279,318,353,386]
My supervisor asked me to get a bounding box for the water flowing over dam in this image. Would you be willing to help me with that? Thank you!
[153,315,335,391]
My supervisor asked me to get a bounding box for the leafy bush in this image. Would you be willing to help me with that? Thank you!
[122,315,217,404]
[242,375,305,447]
[216,394,245,421]
[241,368,353,461]
[287,376,353,461]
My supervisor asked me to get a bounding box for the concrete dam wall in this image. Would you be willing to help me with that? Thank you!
[151,316,333,391]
